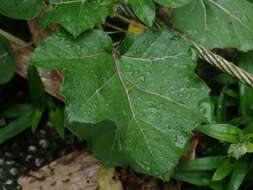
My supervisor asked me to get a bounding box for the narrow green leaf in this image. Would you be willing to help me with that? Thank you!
[31,109,43,133]
[216,86,227,123]
[212,159,233,181]
[0,110,34,144]
[176,156,226,171]
[173,0,253,52]
[0,0,43,20]
[195,124,242,143]
[43,0,109,37]
[27,65,46,110]
[238,52,253,119]
[48,101,65,137]
[213,73,237,85]
[0,104,33,118]
[208,181,226,190]
[31,29,210,180]
[0,35,15,84]
[172,171,212,186]
[227,157,250,190]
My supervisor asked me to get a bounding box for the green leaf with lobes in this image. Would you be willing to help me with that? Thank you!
[43,0,109,37]
[0,0,43,20]
[30,29,210,180]
[172,0,253,52]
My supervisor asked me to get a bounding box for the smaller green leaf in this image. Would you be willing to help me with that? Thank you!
[212,159,233,181]
[0,0,43,20]
[27,65,46,110]
[0,104,33,118]
[123,0,155,26]
[244,134,253,152]
[176,156,226,171]
[154,0,193,8]
[208,181,225,190]
[213,73,237,85]
[172,171,212,186]
[216,86,228,123]
[48,97,65,137]
[0,110,34,144]
[43,0,109,37]
[172,0,253,52]
[31,109,43,133]
[227,157,250,190]
[238,52,253,119]
[195,124,242,143]
[0,35,16,84]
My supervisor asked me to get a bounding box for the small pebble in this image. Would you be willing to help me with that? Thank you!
[5,161,15,166]
[5,179,13,185]
[39,129,46,136]
[46,121,53,127]
[9,168,18,176]
[39,139,48,149]
[25,155,33,162]
[28,146,37,153]
[35,158,43,168]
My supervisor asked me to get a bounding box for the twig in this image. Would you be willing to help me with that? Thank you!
[104,23,128,34]
[0,28,27,46]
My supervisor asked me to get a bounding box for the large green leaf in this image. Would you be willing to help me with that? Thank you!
[0,0,43,20]
[30,29,210,180]
[155,0,193,8]
[0,36,16,84]
[43,0,109,37]
[172,0,253,52]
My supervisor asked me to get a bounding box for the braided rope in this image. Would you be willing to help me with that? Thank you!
[118,5,253,88]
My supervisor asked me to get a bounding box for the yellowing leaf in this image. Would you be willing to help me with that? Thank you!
[128,23,145,34]
[99,166,123,190]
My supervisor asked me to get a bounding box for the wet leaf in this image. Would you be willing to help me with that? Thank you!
[0,0,43,20]
[43,0,109,37]
[31,29,210,180]
[173,0,253,52]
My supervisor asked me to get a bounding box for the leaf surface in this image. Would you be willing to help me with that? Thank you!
[155,0,193,8]
[31,29,210,180]
[124,0,155,26]
[43,0,109,37]
[0,0,43,20]
[0,36,16,84]
[173,0,253,52]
